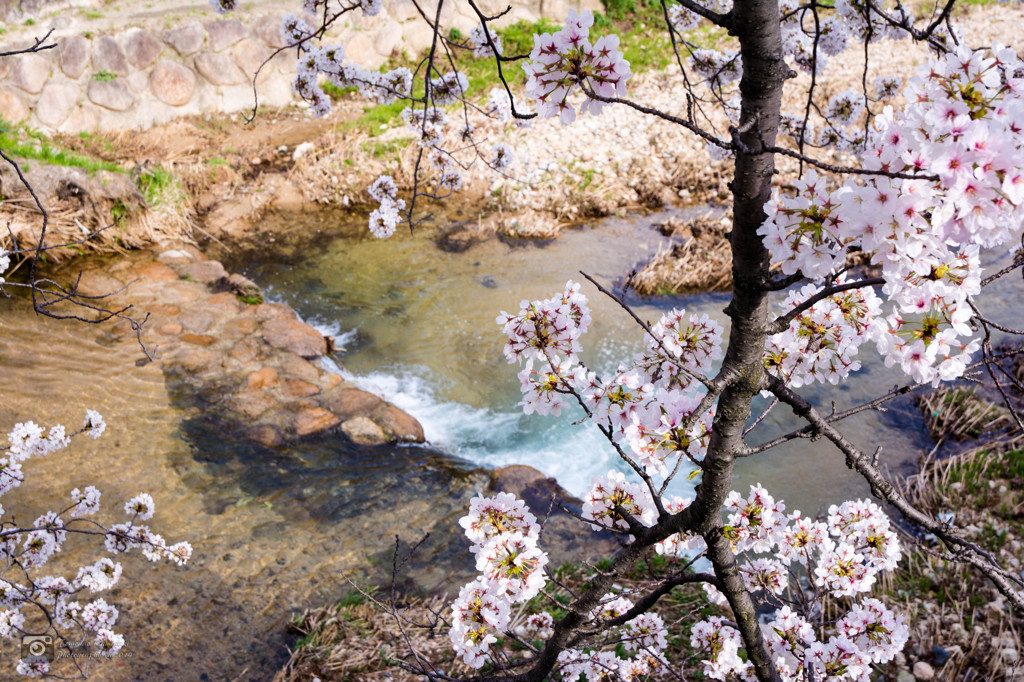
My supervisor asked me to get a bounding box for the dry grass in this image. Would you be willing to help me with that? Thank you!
[275,558,720,682]
[888,444,1024,681]
[631,214,733,295]
[275,593,466,682]
[917,386,1015,442]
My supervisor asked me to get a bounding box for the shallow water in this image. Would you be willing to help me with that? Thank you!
[0,298,485,680]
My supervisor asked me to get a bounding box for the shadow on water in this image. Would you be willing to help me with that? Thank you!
[173,388,484,591]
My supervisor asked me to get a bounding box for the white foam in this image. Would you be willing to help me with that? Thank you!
[319,357,698,499]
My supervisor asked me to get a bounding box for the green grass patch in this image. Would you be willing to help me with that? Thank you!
[332,14,685,139]
[92,69,117,82]
[136,165,179,206]
[360,139,405,159]
[0,117,123,174]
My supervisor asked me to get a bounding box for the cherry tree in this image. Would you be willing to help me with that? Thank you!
[215,0,1024,677]
[3,0,1022,676]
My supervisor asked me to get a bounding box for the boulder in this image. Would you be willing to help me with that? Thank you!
[228,390,279,419]
[262,318,326,358]
[73,269,125,298]
[204,19,248,52]
[132,261,178,282]
[231,39,271,84]
[912,661,935,681]
[163,23,206,56]
[11,53,50,94]
[35,82,79,128]
[176,259,227,283]
[87,79,134,111]
[341,416,386,445]
[345,34,383,70]
[180,333,217,346]
[373,404,424,442]
[59,104,99,134]
[245,424,283,447]
[168,347,219,374]
[59,36,90,79]
[178,309,213,333]
[223,316,259,336]
[293,407,340,437]
[0,88,29,123]
[204,291,243,314]
[122,28,162,69]
[324,388,383,419]
[244,302,294,321]
[230,337,270,363]
[388,0,418,22]
[92,36,130,77]
[155,322,183,336]
[150,60,195,107]
[194,51,246,86]
[375,20,402,57]
[401,21,436,56]
[281,378,320,398]
[247,367,279,390]
[253,15,286,48]
[278,355,320,382]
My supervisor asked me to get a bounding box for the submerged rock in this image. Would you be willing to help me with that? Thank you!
[71,247,424,448]
[341,416,387,445]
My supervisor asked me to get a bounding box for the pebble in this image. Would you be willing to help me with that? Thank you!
[1000,648,1019,664]
[932,645,950,667]
[913,661,935,680]
[897,672,915,682]
[292,141,315,161]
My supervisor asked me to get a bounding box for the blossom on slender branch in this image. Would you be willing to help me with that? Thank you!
[522,10,632,125]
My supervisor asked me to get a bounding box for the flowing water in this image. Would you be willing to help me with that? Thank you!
[240,208,948,514]
[1,207,1019,680]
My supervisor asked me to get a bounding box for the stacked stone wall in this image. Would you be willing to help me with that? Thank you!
[0,0,594,133]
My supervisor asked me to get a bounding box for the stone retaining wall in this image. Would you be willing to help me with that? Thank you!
[0,0,595,133]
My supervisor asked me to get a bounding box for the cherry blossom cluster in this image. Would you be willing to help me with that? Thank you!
[0,248,9,284]
[522,9,633,125]
[291,31,414,117]
[763,276,883,388]
[686,486,907,680]
[763,44,1024,384]
[581,469,657,534]
[549,592,671,678]
[366,175,405,239]
[667,0,732,34]
[469,22,502,58]
[778,0,904,78]
[496,279,591,366]
[499,283,720,475]
[449,494,549,668]
[0,415,191,677]
[637,309,723,390]
[555,607,670,680]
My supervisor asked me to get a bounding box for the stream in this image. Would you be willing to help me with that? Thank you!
[1,206,1019,680]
